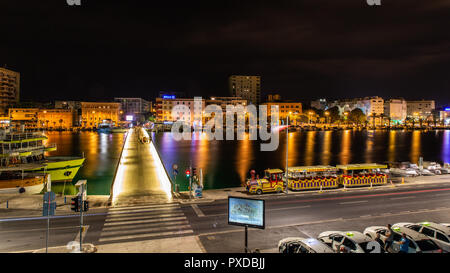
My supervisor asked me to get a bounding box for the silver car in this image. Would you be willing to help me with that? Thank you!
[364,225,442,253]
[394,222,449,253]
[318,231,378,253]
[278,237,335,253]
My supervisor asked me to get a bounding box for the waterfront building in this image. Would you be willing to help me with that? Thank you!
[155,92,186,122]
[158,97,206,126]
[0,67,20,115]
[261,101,302,124]
[384,99,407,123]
[229,75,261,105]
[114,97,151,121]
[328,96,384,117]
[406,100,435,120]
[37,109,74,129]
[80,102,120,129]
[362,96,384,116]
[8,108,38,128]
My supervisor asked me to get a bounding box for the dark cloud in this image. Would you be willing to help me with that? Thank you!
[0,0,449,105]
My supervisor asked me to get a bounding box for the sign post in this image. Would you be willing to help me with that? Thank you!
[228,196,265,253]
[43,191,56,253]
[75,180,87,252]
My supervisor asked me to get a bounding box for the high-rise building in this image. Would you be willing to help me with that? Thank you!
[229,75,261,105]
[0,67,20,114]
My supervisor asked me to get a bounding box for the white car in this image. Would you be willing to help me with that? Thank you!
[317,231,378,253]
[441,223,450,228]
[364,224,442,253]
[278,237,335,253]
[395,222,450,253]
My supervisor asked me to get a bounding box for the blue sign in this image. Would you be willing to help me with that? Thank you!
[445,107,450,112]
[228,196,265,229]
[162,95,176,99]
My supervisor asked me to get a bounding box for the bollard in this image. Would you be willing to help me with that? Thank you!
[64,196,67,204]
[6,200,8,209]
[401,178,405,184]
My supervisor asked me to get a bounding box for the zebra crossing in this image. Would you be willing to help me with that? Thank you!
[98,203,194,243]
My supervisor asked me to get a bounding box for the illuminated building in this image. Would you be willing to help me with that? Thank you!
[37,109,74,129]
[229,75,261,105]
[0,67,20,115]
[80,102,120,129]
[384,99,407,123]
[406,100,435,120]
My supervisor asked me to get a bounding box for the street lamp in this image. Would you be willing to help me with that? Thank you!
[284,112,291,194]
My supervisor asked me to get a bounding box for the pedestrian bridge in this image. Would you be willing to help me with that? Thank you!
[110,127,172,206]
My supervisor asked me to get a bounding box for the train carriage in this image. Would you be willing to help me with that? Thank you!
[287,165,339,191]
[336,163,388,188]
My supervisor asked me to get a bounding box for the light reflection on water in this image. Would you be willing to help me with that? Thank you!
[37,130,450,194]
[154,130,450,191]
[44,131,125,195]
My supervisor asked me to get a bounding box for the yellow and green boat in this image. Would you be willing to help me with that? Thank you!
[0,130,85,183]
[25,156,85,182]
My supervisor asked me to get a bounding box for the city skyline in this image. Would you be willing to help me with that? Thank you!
[1,1,449,105]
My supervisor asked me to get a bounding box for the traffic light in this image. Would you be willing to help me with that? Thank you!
[83,201,89,212]
[192,168,197,177]
[185,169,191,178]
[71,196,80,212]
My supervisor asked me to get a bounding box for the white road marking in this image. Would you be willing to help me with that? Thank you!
[99,229,194,242]
[339,200,368,205]
[102,220,189,232]
[104,216,187,226]
[105,213,185,222]
[390,196,416,200]
[191,204,205,217]
[107,207,181,215]
[108,204,180,211]
[101,224,192,237]
[268,205,311,211]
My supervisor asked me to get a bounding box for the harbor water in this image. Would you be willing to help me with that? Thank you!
[43,129,450,195]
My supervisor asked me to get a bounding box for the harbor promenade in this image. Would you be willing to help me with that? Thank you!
[110,128,173,206]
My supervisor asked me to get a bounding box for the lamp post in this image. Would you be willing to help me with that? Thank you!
[285,112,291,194]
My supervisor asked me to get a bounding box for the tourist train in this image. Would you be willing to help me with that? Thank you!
[246,163,389,194]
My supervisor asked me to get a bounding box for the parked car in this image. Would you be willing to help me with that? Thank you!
[364,225,442,253]
[278,237,335,253]
[317,231,378,253]
[394,222,450,252]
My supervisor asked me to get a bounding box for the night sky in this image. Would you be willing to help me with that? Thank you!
[1,0,449,106]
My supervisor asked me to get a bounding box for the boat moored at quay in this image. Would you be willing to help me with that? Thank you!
[0,129,85,185]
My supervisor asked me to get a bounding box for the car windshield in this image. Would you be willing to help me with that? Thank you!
[416,240,440,251]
